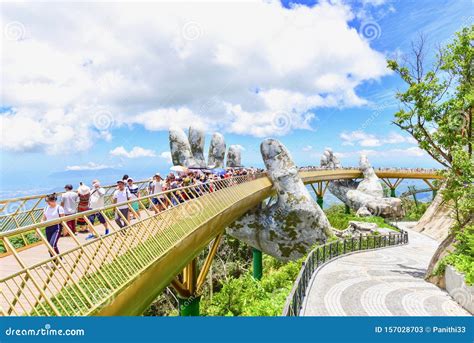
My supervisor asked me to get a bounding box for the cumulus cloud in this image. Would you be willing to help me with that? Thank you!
[337,147,425,158]
[159,151,172,164]
[358,147,426,157]
[340,130,416,147]
[110,146,156,159]
[1,0,389,154]
[66,162,113,171]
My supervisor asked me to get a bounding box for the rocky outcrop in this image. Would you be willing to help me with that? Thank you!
[412,189,453,242]
[227,139,333,261]
[321,149,404,219]
[334,221,395,237]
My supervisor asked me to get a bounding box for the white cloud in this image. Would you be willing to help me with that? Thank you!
[340,130,416,147]
[159,151,172,164]
[333,146,427,164]
[66,162,112,171]
[110,146,156,159]
[357,147,426,158]
[340,130,381,147]
[302,145,313,152]
[1,1,389,154]
[232,144,246,151]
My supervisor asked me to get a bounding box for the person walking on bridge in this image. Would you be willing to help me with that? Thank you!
[113,180,131,229]
[61,184,78,236]
[42,193,65,260]
[127,178,140,219]
[87,180,109,239]
[77,183,91,229]
[149,173,164,213]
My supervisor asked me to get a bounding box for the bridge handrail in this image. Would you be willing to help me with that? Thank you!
[0,167,443,233]
[0,172,267,239]
[0,171,270,316]
[0,168,443,204]
[282,230,409,316]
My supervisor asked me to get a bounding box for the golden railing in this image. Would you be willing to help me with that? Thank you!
[0,180,150,233]
[0,172,268,316]
[0,168,443,234]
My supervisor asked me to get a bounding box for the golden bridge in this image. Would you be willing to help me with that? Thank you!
[0,168,442,316]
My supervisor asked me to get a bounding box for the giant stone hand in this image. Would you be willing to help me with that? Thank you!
[321,149,404,218]
[170,127,233,168]
[227,139,333,261]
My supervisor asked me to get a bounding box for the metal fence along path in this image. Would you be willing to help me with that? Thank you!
[282,231,409,316]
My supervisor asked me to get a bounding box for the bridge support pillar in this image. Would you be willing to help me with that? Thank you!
[390,188,396,198]
[345,204,351,214]
[310,182,328,210]
[432,189,437,200]
[253,248,263,280]
[178,296,200,316]
[316,195,324,209]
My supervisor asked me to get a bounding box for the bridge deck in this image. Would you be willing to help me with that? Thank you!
[300,223,468,316]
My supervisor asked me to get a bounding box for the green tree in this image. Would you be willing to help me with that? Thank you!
[388,26,473,283]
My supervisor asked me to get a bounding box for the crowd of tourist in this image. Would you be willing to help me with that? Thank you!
[299,166,440,173]
[41,167,261,259]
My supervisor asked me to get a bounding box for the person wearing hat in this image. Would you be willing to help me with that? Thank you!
[76,182,91,229]
[61,184,78,235]
[113,180,131,228]
[87,180,109,239]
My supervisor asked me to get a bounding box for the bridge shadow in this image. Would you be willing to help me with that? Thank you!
[390,264,427,279]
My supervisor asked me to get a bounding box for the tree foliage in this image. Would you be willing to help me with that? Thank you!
[388,26,473,279]
[387,26,473,169]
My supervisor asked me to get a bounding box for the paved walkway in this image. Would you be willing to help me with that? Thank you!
[301,222,469,316]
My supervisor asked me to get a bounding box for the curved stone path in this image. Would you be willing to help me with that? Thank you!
[301,222,469,316]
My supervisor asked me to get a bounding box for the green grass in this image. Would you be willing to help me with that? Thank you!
[0,230,44,254]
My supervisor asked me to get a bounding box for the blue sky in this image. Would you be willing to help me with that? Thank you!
[0,0,471,193]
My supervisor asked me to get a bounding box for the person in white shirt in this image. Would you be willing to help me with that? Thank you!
[113,180,131,228]
[42,193,65,258]
[148,173,164,213]
[61,184,78,235]
[86,180,109,239]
